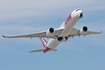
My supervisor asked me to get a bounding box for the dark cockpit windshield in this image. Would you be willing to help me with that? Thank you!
[76,9,81,11]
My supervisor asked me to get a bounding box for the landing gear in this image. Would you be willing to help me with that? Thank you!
[56,36,68,42]
[58,37,63,41]
[65,37,68,40]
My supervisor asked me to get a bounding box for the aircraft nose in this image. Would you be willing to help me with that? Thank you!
[75,9,83,18]
[78,10,83,18]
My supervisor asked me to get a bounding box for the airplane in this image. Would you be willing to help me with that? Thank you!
[2,8,102,53]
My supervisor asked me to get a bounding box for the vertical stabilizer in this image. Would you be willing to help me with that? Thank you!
[39,37,47,49]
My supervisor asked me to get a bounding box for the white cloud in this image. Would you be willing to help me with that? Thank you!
[0,0,105,20]
[0,0,104,48]
[0,24,47,35]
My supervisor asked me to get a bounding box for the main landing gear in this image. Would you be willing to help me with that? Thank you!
[56,36,68,42]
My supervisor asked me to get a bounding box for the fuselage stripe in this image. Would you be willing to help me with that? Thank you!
[65,14,72,25]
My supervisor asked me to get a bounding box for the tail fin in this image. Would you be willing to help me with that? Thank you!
[39,37,47,49]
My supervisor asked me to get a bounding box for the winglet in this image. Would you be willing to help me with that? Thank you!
[2,35,6,38]
[101,31,102,33]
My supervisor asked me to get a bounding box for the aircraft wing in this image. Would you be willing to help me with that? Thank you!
[69,28,102,37]
[87,31,102,34]
[2,28,64,38]
[2,31,46,38]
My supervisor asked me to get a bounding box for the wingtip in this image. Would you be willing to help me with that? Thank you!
[101,31,102,33]
[2,35,6,38]
[29,51,32,53]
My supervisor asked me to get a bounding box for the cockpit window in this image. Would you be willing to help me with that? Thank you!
[76,9,81,11]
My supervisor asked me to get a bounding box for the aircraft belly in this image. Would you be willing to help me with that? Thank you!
[60,17,79,37]
[47,39,61,49]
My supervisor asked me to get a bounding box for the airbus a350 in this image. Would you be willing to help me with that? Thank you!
[2,9,102,53]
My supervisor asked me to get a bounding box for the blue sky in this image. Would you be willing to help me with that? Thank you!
[0,0,105,70]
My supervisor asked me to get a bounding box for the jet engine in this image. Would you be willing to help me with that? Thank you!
[79,26,88,35]
[46,28,55,37]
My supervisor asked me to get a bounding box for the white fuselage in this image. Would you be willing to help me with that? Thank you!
[47,9,82,49]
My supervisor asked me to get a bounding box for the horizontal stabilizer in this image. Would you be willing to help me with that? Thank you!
[29,49,44,53]
[29,49,57,53]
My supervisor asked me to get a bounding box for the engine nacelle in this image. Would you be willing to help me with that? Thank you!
[46,28,55,37]
[79,26,88,35]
